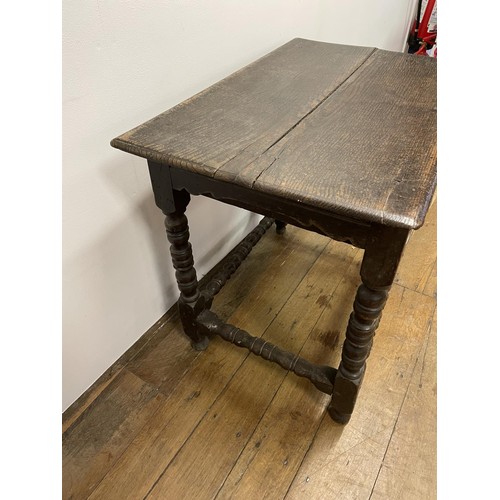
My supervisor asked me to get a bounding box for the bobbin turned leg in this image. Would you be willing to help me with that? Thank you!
[328,283,388,423]
[328,226,409,424]
[164,189,208,351]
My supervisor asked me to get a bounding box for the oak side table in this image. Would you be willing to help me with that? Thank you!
[111,38,437,424]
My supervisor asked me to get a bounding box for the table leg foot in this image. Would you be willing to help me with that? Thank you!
[192,335,210,351]
[328,406,352,425]
[275,220,287,234]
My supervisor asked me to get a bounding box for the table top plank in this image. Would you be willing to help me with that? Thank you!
[231,49,437,228]
[111,39,373,177]
[111,38,436,229]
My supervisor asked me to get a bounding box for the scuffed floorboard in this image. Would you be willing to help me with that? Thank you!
[63,201,436,500]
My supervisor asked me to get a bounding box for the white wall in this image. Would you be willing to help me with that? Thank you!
[63,0,416,411]
[318,0,418,52]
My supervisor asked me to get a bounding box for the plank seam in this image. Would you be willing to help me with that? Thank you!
[366,306,436,500]
[214,245,360,498]
[143,236,330,498]
[248,48,377,188]
[86,229,300,497]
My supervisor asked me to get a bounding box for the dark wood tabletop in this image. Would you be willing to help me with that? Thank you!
[112,38,436,229]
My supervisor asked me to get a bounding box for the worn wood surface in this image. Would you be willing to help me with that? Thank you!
[125,216,288,395]
[76,38,437,491]
[86,226,328,499]
[247,48,436,229]
[63,200,436,498]
[214,252,362,499]
[62,370,165,500]
[62,311,174,433]
[112,39,372,177]
[112,38,436,229]
[147,239,358,500]
[369,309,437,500]
[285,287,435,499]
[62,216,285,431]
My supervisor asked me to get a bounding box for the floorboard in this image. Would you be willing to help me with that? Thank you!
[63,202,437,500]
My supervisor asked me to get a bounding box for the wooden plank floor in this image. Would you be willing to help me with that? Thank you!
[63,200,436,500]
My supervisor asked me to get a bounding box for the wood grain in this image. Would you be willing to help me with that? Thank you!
[285,286,435,499]
[88,226,328,499]
[147,239,359,499]
[64,207,437,500]
[246,49,436,229]
[111,39,372,177]
[111,38,436,229]
[215,252,362,499]
[62,365,124,435]
[125,225,285,396]
[369,308,437,500]
[62,370,165,500]
[62,311,174,433]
